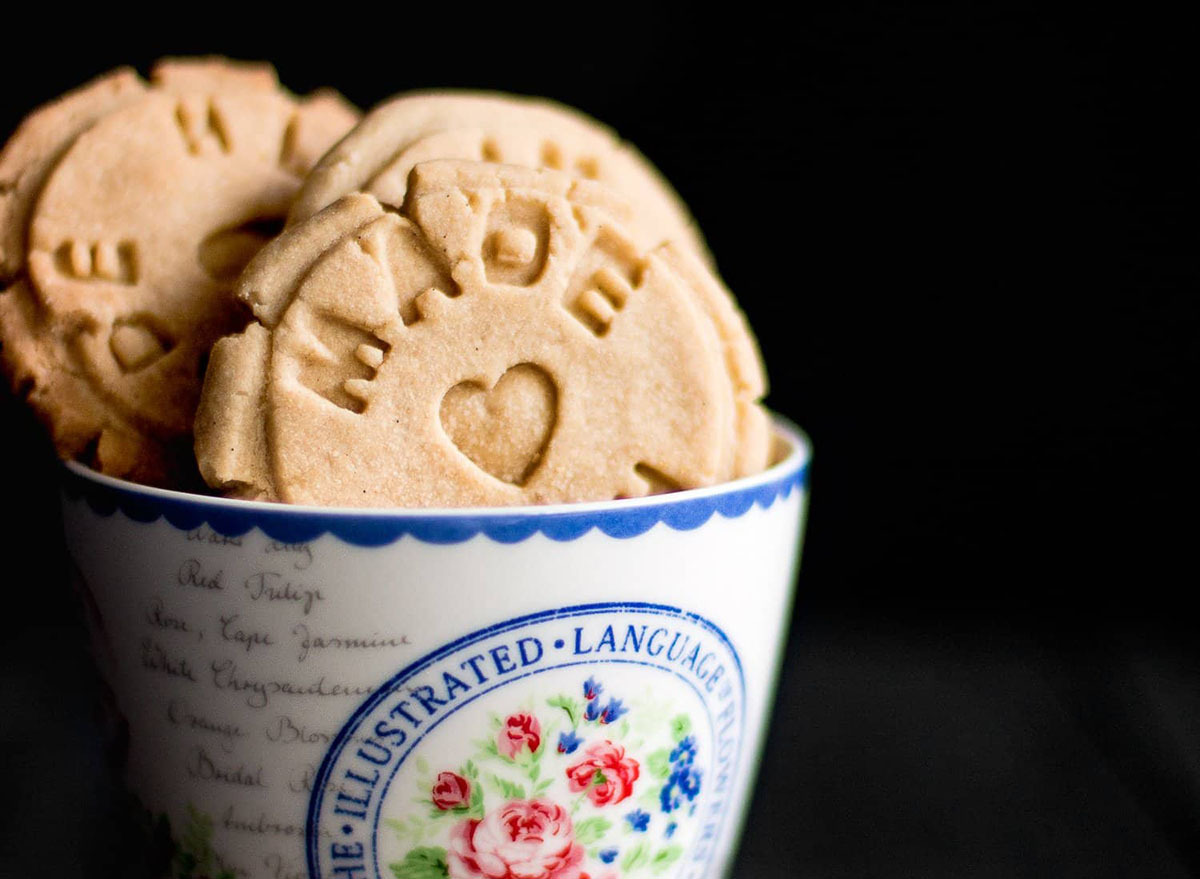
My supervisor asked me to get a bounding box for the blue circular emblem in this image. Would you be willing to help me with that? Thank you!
[308,602,745,879]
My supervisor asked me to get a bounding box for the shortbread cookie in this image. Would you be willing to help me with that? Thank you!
[196,162,734,507]
[285,94,776,476]
[287,92,709,260]
[0,59,358,485]
[0,280,171,483]
[658,245,771,478]
[0,68,146,281]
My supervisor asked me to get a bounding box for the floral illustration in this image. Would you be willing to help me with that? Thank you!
[497,713,542,760]
[625,810,650,833]
[566,741,640,807]
[385,675,702,878]
[171,805,236,879]
[120,794,234,879]
[658,738,702,814]
[448,799,584,879]
[558,729,583,755]
[433,772,473,811]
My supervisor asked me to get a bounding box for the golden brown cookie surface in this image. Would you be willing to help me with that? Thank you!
[288,92,774,480]
[657,245,771,478]
[0,60,359,485]
[288,92,709,260]
[197,162,733,507]
[0,68,146,281]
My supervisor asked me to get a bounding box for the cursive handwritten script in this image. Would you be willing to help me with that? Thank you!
[244,572,323,615]
[292,622,410,663]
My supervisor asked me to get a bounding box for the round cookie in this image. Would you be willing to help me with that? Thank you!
[287,93,771,476]
[657,244,772,478]
[196,162,733,507]
[287,91,709,260]
[0,279,165,482]
[0,68,146,281]
[0,59,359,486]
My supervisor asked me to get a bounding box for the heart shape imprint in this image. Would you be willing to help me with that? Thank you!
[440,363,558,486]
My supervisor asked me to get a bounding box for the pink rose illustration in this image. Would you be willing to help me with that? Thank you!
[432,771,471,811]
[448,799,584,879]
[565,740,640,806]
[497,712,541,759]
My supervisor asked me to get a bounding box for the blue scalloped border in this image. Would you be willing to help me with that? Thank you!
[59,449,807,547]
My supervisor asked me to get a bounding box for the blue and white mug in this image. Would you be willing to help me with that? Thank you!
[61,420,810,879]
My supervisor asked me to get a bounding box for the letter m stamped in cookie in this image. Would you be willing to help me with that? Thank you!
[196,161,732,507]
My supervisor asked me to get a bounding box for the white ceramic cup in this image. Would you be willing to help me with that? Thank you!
[61,420,810,879]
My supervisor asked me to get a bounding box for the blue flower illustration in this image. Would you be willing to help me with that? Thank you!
[676,765,702,800]
[670,736,696,766]
[584,699,602,722]
[625,809,650,832]
[599,698,627,725]
[583,677,603,701]
[557,729,583,754]
[660,764,703,814]
[660,780,683,813]
[665,821,677,839]
[599,848,618,864]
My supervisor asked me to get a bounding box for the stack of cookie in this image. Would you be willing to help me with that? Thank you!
[0,59,358,487]
[0,61,771,507]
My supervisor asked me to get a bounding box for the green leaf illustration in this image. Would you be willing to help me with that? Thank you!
[390,846,449,879]
[646,748,672,780]
[621,841,650,871]
[463,760,479,780]
[489,774,526,800]
[173,804,227,879]
[415,756,431,774]
[180,804,212,852]
[547,695,582,727]
[651,845,683,874]
[574,817,612,846]
[639,783,665,807]
[386,815,426,845]
[671,714,692,739]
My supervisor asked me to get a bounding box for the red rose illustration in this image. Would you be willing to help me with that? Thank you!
[565,740,640,806]
[448,799,584,879]
[497,713,541,759]
[432,771,471,811]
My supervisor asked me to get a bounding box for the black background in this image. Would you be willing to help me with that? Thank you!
[0,9,1194,877]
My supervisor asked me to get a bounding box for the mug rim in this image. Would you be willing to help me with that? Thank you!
[61,416,809,545]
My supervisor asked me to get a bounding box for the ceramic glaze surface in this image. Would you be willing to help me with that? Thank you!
[60,425,809,879]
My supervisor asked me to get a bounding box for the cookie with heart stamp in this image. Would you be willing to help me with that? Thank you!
[195,161,749,507]
[287,91,710,262]
[0,59,359,485]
